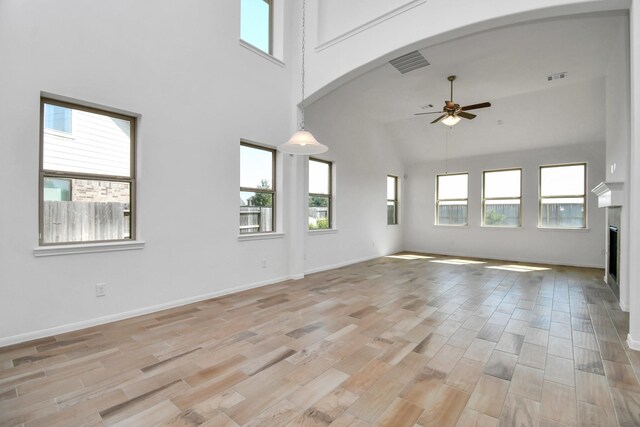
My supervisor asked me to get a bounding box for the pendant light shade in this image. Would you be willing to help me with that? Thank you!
[278,0,329,156]
[442,115,461,126]
[279,130,328,155]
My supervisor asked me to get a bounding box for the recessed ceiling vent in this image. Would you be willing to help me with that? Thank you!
[389,51,430,74]
[547,72,568,82]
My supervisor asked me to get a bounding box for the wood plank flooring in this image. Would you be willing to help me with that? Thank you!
[1,253,640,426]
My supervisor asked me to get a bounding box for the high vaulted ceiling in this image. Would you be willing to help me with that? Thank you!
[311,12,626,164]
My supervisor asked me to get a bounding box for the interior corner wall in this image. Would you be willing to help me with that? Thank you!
[0,0,301,345]
[403,142,606,268]
[303,99,405,273]
[605,16,632,310]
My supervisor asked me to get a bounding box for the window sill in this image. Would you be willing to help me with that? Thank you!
[434,224,469,228]
[480,225,524,230]
[238,232,285,241]
[537,227,590,232]
[34,240,145,257]
[308,228,338,235]
[239,40,285,67]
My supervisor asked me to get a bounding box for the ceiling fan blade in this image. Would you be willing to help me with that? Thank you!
[458,111,476,120]
[430,114,446,124]
[414,111,446,116]
[461,102,491,111]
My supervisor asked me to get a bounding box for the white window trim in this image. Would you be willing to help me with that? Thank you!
[308,229,339,235]
[238,232,285,241]
[34,240,145,257]
[239,40,285,67]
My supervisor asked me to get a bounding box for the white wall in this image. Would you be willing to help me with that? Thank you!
[605,17,632,309]
[305,0,630,100]
[0,0,303,344]
[403,142,606,267]
[304,97,405,273]
[0,0,406,345]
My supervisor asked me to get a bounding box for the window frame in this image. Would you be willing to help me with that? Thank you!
[308,158,333,230]
[538,162,587,229]
[387,175,399,225]
[240,0,274,55]
[239,141,276,234]
[435,172,469,226]
[39,98,137,246]
[482,168,523,227]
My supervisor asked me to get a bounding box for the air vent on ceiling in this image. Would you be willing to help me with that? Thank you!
[547,72,567,82]
[389,51,430,74]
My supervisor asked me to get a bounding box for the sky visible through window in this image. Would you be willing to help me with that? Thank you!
[438,174,468,200]
[485,170,520,198]
[241,0,270,53]
[240,145,272,190]
[309,160,330,194]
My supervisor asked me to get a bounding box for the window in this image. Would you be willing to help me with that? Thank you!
[240,0,273,54]
[40,98,135,245]
[436,173,468,225]
[387,175,398,225]
[539,163,586,228]
[240,142,275,234]
[309,158,332,230]
[483,169,522,227]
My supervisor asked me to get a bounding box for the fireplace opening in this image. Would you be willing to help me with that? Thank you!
[609,225,618,281]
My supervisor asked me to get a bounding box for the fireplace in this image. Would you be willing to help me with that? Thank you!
[607,207,621,300]
[592,182,624,306]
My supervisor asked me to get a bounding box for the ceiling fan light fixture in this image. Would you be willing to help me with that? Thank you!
[442,115,461,126]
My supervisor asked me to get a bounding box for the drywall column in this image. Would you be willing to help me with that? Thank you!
[628,0,640,351]
[285,153,306,280]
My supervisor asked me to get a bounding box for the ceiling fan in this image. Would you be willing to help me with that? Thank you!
[414,75,491,125]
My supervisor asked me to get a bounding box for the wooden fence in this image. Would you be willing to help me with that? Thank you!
[43,201,127,243]
[239,207,273,234]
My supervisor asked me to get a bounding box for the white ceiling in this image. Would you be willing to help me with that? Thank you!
[311,12,626,164]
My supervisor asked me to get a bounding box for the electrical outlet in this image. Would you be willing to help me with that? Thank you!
[96,283,106,297]
[261,259,267,268]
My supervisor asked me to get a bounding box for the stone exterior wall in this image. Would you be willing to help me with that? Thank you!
[71,179,130,205]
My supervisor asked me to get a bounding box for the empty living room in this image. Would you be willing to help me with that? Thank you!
[1,0,640,426]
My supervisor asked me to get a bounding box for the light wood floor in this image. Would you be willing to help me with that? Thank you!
[2,253,640,426]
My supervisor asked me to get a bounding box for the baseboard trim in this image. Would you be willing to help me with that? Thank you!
[0,274,296,348]
[304,254,381,275]
[0,252,390,347]
[628,334,640,351]
[403,248,604,269]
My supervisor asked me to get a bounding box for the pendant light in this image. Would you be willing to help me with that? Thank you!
[278,0,328,155]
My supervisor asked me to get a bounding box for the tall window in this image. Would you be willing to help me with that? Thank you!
[436,173,468,225]
[40,99,135,245]
[539,163,586,228]
[240,142,275,234]
[387,175,398,225]
[483,169,522,227]
[240,0,273,54]
[309,158,332,230]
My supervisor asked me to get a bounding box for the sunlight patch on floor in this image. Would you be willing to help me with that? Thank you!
[429,259,486,265]
[486,264,551,272]
[386,254,435,260]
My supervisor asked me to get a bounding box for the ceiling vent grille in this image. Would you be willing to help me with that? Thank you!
[389,51,430,74]
[547,72,568,82]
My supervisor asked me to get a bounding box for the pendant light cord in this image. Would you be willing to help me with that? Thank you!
[300,0,306,130]
[445,126,450,174]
